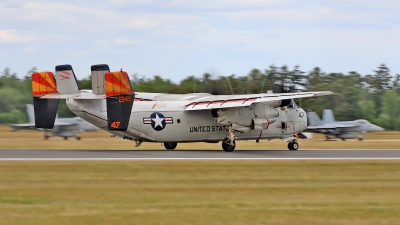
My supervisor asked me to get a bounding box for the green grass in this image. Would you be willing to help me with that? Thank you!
[0,161,399,224]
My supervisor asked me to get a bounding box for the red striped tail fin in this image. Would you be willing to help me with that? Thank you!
[31,71,59,129]
[104,70,135,131]
[31,71,58,96]
[105,71,134,96]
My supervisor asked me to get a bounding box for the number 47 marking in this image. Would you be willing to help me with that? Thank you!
[110,121,120,128]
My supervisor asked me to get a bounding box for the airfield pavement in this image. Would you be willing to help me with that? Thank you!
[1,149,400,160]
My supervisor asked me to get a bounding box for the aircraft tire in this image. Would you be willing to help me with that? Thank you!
[291,142,299,150]
[288,142,293,150]
[358,137,363,141]
[64,137,68,140]
[164,142,177,150]
[76,136,81,141]
[222,138,235,152]
[44,135,50,140]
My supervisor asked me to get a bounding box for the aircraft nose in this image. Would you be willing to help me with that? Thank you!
[371,125,385,132]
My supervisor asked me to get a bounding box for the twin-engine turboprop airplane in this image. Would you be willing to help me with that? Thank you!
[30,64,332,151]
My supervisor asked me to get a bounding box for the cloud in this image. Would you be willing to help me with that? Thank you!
[112,38,144,45]
[0,29,36,44]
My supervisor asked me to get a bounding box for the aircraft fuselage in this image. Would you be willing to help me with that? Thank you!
[67,98,307,142]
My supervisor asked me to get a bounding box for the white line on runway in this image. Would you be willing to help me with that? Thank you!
[1,158,400,161]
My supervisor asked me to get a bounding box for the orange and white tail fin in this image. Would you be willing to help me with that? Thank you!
[104,70,135,131]
[31,71,58,97]
[31,71,59,129]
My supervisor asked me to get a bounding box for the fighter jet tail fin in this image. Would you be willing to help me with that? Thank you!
[31,71,59,129]
[105,70,135,131]
[322,109,335,123]
[306,110,324,126]
[26,104,35,123]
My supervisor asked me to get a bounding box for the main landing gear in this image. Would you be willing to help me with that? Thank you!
[287,140,299,150]
[222,126,240,152]
[164,142,177,150]
[222,138,236,152]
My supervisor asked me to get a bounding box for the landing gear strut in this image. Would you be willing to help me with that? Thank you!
[288,141,299,150]
[221,126,240,152]
[164,142,177,150]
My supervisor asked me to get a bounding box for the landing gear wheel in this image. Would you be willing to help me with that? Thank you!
[44,135,50,140]
[222,138,236,152]
[288,142,298,150]
[291,142,299,150]
[358,137,363,141]
[164,142,177,150]
[76,136,81,141]
[64,137,68,140]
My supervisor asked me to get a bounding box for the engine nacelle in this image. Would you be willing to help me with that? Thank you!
[214,104,280,132]
[252,118,277,131]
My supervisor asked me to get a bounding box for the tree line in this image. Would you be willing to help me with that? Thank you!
[1,64,400,130]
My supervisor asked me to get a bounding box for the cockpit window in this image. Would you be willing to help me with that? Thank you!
[355,119,371,124]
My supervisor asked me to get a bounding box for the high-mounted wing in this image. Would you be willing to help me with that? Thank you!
[185,91,332,110]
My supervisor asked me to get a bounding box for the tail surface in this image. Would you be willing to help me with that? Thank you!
[322,109,335,123]
[26,104,35,123]
[31,71,59,128]
[55,65,80,94]
[105,70,135,131]
[306,110,323,126]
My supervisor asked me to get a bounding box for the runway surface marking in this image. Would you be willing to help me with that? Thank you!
[1,157,400,161]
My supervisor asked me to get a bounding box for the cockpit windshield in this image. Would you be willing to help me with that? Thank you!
[287,99,299,109]
[355,119,371,124]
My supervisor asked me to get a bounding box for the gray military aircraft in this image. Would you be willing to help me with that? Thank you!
[10,104,100,140]
[306,109,384,141]
[29,64,331,151]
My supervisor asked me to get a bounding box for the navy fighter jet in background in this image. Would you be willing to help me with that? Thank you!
[10,104,100,140]
[306,109,384,141]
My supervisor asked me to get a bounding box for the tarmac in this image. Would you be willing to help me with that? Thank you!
[1,150,400,160]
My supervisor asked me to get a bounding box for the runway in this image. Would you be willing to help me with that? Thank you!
[1,150,400,160]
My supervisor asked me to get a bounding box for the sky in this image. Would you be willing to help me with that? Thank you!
[1,0,400,83]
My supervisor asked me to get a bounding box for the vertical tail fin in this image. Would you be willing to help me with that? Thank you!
[31,71,59,128]
[26,104,35,123]
[306,110,323,126]
[105,70,135,131]
[55,64,80,94]
[322,109,335,123]
[91,64,110,95]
